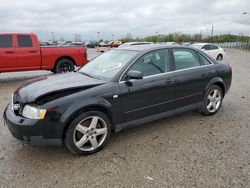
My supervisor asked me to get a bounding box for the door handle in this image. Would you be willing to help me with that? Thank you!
[29,50,37,53]
[202,72,209,78]
[5,51,14,54]
[165,79,174,86]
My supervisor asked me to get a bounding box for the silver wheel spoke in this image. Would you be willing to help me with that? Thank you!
[213,90,218,98]
[208,95,213,101]
[90,136,98,149]
[76,124,88,134]
[212,102,217,110]
[95,128,107,136]
[207,102,213,109]
[89,117,99,129]
[76,135,88,148]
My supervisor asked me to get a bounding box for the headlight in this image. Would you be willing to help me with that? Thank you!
[22,105,47,119]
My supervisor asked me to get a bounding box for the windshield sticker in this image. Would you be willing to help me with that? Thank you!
[102,63,122,73]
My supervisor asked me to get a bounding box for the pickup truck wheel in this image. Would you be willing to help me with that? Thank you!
[64,111,112,155]
[55,59,75,73]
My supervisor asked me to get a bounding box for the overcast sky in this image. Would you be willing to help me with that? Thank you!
[1,0,250,41]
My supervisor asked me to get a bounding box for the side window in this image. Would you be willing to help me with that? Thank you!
[128,49,170,77]
[17,35,33,47]
[198,53,211,65]
[210,45,218,50]
[0,35,12,48]
[201,45,210,50]
[173,49,200,70]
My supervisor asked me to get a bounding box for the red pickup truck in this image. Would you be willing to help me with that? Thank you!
[0,33,88,73]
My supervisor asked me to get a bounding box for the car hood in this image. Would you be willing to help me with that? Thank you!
[14,72,107,104]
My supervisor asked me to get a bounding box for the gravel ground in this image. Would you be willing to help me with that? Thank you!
[0,48,249,188]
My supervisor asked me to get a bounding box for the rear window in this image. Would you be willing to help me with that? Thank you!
[173,49,200,70]
[17,35,33,47]
[0,35,12,48]
[210,45,219,50]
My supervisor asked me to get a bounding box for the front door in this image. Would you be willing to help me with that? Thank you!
[119,49,176,123]
[0,34,17,72]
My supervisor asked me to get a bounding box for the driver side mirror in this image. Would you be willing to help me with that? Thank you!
[126,70,143,80]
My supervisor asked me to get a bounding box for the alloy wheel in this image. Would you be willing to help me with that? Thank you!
[206,89,222,113]
[73,116,108,151]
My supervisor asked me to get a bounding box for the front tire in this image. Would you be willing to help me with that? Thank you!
[55,59,75,73]
[64,111,111,155]
[199,85,223,116]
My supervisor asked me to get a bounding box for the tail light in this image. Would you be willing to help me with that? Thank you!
[84,50,87,59]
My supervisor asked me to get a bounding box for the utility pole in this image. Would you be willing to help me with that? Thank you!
[200,29,203,41]
[97,32,100,42]
[112,34,114,40]
[211,25,214,42]
[51,32,55,43]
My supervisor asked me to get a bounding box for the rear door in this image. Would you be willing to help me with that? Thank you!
[208,45,219,59]
[0,34,17,71]
[16,34,41,70]
[172,48,213,109]
[119,49,177,123]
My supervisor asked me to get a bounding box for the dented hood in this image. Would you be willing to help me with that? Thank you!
[14,72,107,103]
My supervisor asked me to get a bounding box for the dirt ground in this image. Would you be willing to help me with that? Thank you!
[0,48,249,188]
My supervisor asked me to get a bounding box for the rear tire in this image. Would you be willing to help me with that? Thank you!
[216,54,223,61]
[64,111,112,155]
[199,85,223,116]
[54,59,75,73]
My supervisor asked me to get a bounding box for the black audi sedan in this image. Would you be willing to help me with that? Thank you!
[3,45,232,155]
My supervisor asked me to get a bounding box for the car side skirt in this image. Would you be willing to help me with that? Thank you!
[115,102,202,132]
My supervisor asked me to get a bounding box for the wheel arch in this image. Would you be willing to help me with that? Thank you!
[53,56,76,71]
[206,77,225,97]
[61,102,114,140]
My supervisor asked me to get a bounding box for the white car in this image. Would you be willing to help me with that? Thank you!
[118,42,153,48]
[191,43,225,61]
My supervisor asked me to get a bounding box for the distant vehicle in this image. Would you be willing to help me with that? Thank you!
[3,45,232,155]
[108,40,122,47]
[0,33,88,73]
[57,41,72,46]
[68,42,85,46]
[85,41,97,48]
[39,42,51,46]
[99,42,107,47]
[159,42,177,45]
[118,42,153,48]
[191,43,225,61]
[182,42,192,46]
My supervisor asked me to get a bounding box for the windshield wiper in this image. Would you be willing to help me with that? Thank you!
[79,72,101,80]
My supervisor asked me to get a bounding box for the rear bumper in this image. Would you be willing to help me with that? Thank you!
[3,104,62,145]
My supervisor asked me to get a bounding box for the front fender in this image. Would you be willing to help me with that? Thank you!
[60,96,112,124]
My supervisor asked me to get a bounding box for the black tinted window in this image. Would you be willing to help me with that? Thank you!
[201,45,210,50]
[0,35,12,48]
[198,53,211,65]
[173,49,200,70]
[210,45,218,50]
[129,49,170,77]
[17,35,33,47]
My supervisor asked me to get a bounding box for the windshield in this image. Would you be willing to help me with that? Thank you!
[79,50,138,80]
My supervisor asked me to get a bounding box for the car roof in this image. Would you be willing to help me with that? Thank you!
[191,43,208,46]
[116,44,197,52]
